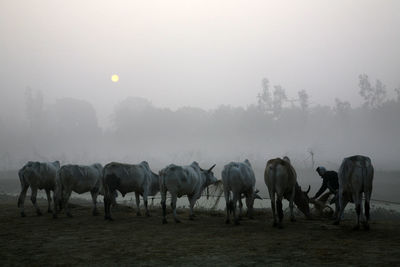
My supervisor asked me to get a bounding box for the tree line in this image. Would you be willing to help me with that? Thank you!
[0,74,399,170]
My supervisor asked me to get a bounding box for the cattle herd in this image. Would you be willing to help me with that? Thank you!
[17,155,374,230]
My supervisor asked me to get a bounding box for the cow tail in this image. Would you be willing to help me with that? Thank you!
[360,159,369,196]
[270,164,277,191]
[102,168,111,202]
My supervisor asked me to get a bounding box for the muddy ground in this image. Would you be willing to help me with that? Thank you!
[0,194,399,266]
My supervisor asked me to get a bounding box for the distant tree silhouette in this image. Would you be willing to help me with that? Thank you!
[257,78,272,113]
[298,90,309,111]
[359,74,387,109]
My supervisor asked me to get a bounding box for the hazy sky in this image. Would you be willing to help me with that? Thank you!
[1,0,399,126]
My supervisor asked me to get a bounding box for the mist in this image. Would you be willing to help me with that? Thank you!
[1,0,400,172]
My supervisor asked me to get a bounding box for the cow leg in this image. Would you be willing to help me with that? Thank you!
[171,194,180,223]
[30,187,42,216]
[104,193,113,221]
[333,192,339,219]
[224,190,231,224]
[245,195,254,220]
[18,184,29,217]
[104,196,109,220]
[161,190,167,224]
[353,193,362,230]
[232,192,240,225]
[188,195,196,220]
[53,193,59,219]
[91,190,99,216]
[53,186,62,219]
[363,191,371,230]
[143,192,150,217]
[135,192,141,216]
[45,189,52,213]
[334,193,348,225]
[276,196,284,229]
[289,187,296,222]
[238,198,243,220]
[270,192,277,227]
[63,189,73,218]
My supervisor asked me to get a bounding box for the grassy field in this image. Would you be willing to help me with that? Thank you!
[1,194,400,266]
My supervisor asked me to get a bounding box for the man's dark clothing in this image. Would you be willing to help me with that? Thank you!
[313,171,339,199]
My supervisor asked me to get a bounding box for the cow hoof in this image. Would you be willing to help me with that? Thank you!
[162,218,168,224]
[66,213,73,218]
[36,210,42,216]
[174,219,181,223]
[92,211,99,216]
[105,216,113,221]
[146,212,151,217]
[363,223,370,231]
[333,220,340,225]
[20,212,26,218]
[234,220,240,225]
[225,219,230,224]
[278,224,284,229]
[136,212,142,216]
[48,209,53,214]
[290,217,296,222]
[248,216,255,220]
[352,225,360,231]
[189,215,195,221]
[272,222,278,227]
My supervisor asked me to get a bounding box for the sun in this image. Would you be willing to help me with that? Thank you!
[111,74,119,83]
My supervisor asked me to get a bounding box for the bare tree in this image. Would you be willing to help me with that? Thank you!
[298,90,309,111]
[272,85,287,117]
[334,98,351,116]
[24,87,44,129]
[395,87,400,102]
[257,78,272,113]
[359,74,387,109]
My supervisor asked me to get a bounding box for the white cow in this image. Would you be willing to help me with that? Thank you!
[17,161,60,217]
[159,162,217,224]
[103,161,160,221]
[53,163,103,218]
[264,157,297,228]
[334,155,374,230]
[222,159,258,225]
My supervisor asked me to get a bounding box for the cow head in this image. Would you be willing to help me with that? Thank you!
[293,183,312,219]
[150,171,160,196]
[200,164,217,199]
[203,164,218,185]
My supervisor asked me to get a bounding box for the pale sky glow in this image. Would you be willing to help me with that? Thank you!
[1,0,399,126]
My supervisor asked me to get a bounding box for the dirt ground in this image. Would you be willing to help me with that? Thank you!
[1,194,399,266]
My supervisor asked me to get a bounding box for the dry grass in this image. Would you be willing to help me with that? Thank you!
[1,194,400,266]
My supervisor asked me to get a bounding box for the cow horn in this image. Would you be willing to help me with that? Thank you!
[306,185,311,194]
[208,164,216,172]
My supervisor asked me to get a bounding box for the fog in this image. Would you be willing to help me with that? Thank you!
[1,1,400,171]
